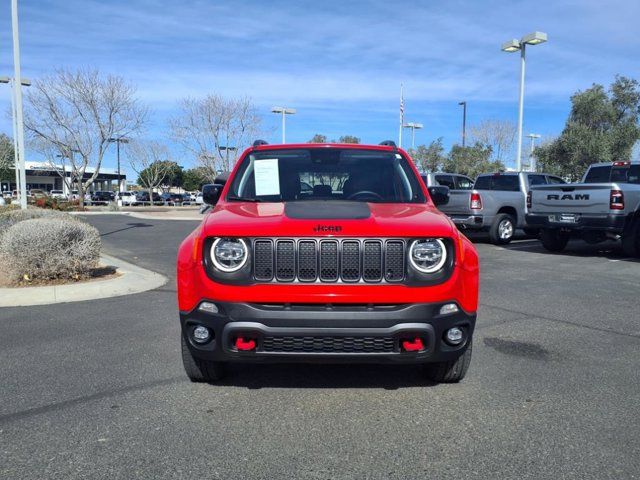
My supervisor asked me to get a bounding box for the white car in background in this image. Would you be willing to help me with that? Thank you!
[116,191,137,206]
[195,192,204,205]
[50,190,66,200]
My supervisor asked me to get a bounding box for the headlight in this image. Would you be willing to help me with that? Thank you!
[409,239,447,273]
[211,238,248,272]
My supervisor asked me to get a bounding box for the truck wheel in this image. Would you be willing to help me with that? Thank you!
[621,218,640,257]
[181,334,225,382]
[540,229,569,252]
[489,214,515,245]
[425,341,472,383]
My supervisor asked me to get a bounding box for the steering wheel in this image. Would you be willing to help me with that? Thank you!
[347,190,384,201]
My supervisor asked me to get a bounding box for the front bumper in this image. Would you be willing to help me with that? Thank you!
[180,302,476,364]
[526,213,627,232]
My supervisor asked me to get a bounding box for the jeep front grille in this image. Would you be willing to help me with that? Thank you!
[261,335,395,354]
[251,238,406,283]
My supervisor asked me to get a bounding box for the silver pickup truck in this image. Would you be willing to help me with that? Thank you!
[526,161,640,255]
[431,171,566,245]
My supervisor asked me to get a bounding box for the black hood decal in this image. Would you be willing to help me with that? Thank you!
[284,201,371,220]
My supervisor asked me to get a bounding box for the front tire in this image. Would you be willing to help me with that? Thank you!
[489,213,516,245]
[425,341,472,383]
[540,229,569,252]
[181,334,225,382]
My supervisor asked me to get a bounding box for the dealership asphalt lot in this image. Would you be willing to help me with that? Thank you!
[1,215,639,479]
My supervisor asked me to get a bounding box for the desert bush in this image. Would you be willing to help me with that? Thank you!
[0,217,101,281]
[0,207,74,238]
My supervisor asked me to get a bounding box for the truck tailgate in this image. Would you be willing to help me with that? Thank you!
[437,190,472,215]
[529,183,613,215]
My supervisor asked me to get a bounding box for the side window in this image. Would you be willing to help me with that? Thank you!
[492,175,520,191]
[584,166,611,183]
[455,176,474,190]
[473,176,491,190]
[528,174,547,186]
[546,176,566,185]
[434,175,456,189]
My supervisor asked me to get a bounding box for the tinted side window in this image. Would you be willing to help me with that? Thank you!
[547,176,566,185]
[528,174,547,186]
[610,165,640,184]
[584,166,611,183]
[455,176,474,190]
[492,175,520,191]
[474,176,491,190]
[435,175,455,189]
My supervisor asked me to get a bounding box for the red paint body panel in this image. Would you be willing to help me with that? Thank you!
[177,144,479,314]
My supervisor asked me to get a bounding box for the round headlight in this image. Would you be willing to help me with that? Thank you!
[409,239,447,273]
[211,238,248,272]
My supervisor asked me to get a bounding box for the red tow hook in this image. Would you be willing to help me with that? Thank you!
[402,337,424,352]
[235,337,256,351]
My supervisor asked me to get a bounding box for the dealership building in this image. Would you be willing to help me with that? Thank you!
[1,161,126,195]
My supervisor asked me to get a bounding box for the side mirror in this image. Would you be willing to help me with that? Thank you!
[428,185,449,206]
[202,184,223,206]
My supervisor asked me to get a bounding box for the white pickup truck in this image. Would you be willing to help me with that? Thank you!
[526,161,640,255]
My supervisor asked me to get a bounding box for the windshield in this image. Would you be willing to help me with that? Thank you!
[227,148,425,203]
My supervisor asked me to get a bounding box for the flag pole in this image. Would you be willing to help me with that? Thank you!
[398,83,404,148]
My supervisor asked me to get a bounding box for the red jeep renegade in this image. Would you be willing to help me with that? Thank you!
[177,141,479,383]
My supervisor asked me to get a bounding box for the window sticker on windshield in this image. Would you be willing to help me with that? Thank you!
[254,159,280,196]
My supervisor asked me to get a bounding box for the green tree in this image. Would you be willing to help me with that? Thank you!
[183,167,210,191]
[535,75,640,181]
[443,143,504,179]
[308,134,327,143]
[337,135,360,144]
[408,138,445,172]
[0,133,14,183]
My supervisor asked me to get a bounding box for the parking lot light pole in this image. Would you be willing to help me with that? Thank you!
[271,107,296,143]
[402,122,423,149]
[218,146,237,168]
[501,31,547,172]
[0,76,30,198]
[10,0,28,209]
[458,101,467,147]
[108,137,129,192]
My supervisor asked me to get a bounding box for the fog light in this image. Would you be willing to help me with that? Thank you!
[445,327,464,346]
[198,302,219,314]
[192,325,211,344]
[439,303,459,315]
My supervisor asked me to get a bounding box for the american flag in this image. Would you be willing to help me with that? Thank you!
[400,84,404,118]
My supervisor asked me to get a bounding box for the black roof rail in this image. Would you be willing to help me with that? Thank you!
[379,140,397,147]
[252,139,269,147]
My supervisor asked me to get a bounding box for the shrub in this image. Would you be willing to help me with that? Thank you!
[0,217,101,281]
[0,207,74,238]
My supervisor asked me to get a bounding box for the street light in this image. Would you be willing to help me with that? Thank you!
[218,145,237,167]
[458,101,467,147]
[108,137,129,192]
[271,106,296,143]
[501,31,547,171]
[1,75,30,203]
[402,122,423,149]
[526,133,541,171]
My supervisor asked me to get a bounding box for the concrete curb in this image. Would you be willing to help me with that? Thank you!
[0,254,168,307]
[70,211,203,221]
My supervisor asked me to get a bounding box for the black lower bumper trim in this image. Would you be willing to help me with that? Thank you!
[525,213,627,232]
[180,302,476,364]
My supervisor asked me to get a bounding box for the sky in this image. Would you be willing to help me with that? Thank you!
[0,0,639,177]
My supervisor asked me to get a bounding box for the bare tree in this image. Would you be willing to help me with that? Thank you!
[169,95,261,179]
[127,140,174,204]
[468,120,516,163]
[23,68,147,206]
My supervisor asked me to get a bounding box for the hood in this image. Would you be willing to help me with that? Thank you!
[202,201,455,238]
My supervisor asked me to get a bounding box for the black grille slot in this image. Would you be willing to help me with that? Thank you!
[297,240,317,281]
[384,240,405,282]
[319,240,339,281]
[363,240,383,281]
[262,335,394,353]
[253,240,274,281]
[275,240,295,281]
[341,240,360,282]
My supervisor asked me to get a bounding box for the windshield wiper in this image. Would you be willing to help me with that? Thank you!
[227,195,262,203]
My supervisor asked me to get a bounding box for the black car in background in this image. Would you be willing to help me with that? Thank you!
[90,191,114,204]
[135,191,162,204]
